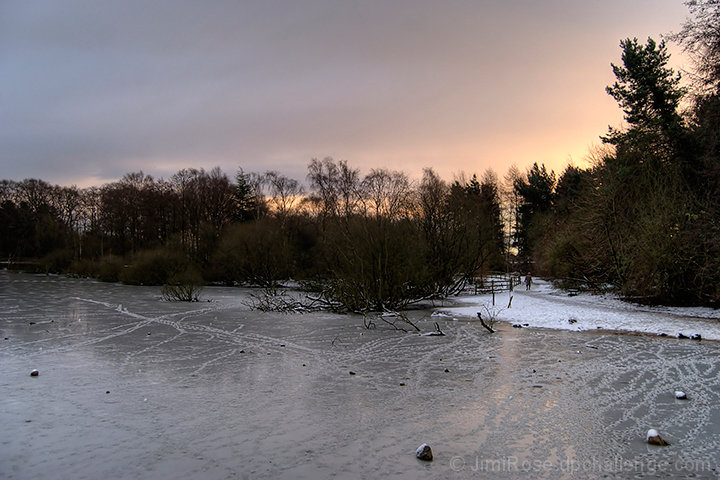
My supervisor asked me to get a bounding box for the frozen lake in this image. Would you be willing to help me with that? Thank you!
[2,270,719,479]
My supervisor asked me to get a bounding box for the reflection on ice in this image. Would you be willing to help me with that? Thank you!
[1,270,719,479]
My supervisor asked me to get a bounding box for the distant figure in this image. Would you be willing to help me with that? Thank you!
[524,273,532,290]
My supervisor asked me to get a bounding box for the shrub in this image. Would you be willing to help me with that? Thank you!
[39,249,75,274]
[95,255,124,282]
[161,267,204,302]
[119,248,188,285]
[210,220,294,287]
[66,258,96,278]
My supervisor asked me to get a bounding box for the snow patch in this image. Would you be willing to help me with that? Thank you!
[444,279,720,340]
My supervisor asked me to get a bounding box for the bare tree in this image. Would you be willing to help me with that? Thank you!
[359,168,413,220]
[264,170,304,220]
[670,0,720,94]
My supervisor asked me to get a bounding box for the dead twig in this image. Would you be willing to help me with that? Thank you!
[246,288,342,313]
[477,311,496,333]
[420,321,446,336]
[377,310,421,332]
[362,313,376,329]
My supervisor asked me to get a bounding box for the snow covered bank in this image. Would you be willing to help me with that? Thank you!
[441,279,720,340]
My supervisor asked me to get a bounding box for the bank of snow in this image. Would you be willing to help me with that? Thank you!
[441,279,720,340]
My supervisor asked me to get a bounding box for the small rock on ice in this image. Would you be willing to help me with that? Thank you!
[675,391,687,400]
[29,369,39,377]
[646,429,670,446]
[415,443,433,461]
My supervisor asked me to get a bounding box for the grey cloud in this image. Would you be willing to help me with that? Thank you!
[0,0,688,185]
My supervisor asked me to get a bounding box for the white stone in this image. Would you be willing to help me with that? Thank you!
[646,429,669,446]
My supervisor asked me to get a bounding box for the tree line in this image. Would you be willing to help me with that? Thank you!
[0,161,507,310]
[515,1,720,307]
[2,1,718,309]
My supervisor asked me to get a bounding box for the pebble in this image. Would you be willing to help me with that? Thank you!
[675,391,687,400]
[416,444,433,461]
[646,429,670,446]
[29,369,39,377]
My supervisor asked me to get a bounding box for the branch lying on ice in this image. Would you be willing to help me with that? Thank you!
[246,289,342,313]
[477,296,512,334]
[375,310,421,332]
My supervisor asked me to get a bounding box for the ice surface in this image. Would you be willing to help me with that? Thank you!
[2,271,720,479]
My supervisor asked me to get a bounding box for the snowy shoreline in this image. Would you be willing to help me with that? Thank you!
[439,279,720,341]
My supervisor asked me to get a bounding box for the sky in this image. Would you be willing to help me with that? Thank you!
[0,0,691,188]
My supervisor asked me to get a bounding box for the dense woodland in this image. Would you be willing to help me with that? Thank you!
[2,1,719,309]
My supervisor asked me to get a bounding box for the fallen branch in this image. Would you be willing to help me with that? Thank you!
[247,288,343,313]
[477,312,496,333]
[421,322,446,336]
[377,310,421,332]
[362,314,377,329]
[248,287,443,336]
